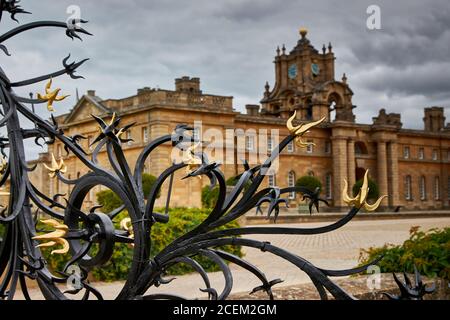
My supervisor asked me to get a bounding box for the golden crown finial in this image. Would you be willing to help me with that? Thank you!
[342,169,387,212]
[299,27,308,38]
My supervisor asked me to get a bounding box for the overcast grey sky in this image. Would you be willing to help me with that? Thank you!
[1,0,449,160]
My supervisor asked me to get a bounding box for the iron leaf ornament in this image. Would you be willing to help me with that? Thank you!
[0,2,430,300]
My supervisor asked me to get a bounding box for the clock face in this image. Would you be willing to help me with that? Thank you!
[288,64,297,79]
[311,63,320,76]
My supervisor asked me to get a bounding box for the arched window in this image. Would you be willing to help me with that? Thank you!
[355,142,368,155]
[419,176,426,200]
[288,171,296,199]
[434,176,440,200]
[327,92,342,121]
[405,175,412,200]
[325,173,332,199]
[305,98,313,120]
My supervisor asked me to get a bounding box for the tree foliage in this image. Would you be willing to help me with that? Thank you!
[96,173,159,213]
[296,175,322,192]
[352,177,379,200]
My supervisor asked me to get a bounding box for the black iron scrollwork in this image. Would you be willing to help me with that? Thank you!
[0,1,426,301]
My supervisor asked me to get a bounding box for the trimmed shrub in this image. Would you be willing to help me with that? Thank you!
[96,173,159,213]
[39,207,242,282]
[96,189,123,213]
[352,177,379,200]
[358,227,450,281]
[296,175,322,192]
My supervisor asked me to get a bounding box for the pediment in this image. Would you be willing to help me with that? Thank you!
[64,96,110,124]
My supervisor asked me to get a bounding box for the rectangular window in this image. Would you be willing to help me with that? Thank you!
[288,172,295,199]
[306,141,313,154]
[127,130,132,145]
[448,177,450,199]
[56,144,62,157]
[403,146,410,159]
[245,136,254,151]
[287,141,294,153]
[419,176,426,200]
[142,127,149,143]
[267,137,274,153]
[325,141,331,154]
[325,173,332,199]
[434,176,440,200]
[268,174,276,187]
[193,127,200,142]
[418,147,424,160]
[405,176,412,200]
[432,149,438,161]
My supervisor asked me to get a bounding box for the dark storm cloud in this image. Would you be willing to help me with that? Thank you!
[0,0,448,159]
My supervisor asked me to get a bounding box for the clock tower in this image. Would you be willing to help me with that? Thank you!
[261,28,355,123]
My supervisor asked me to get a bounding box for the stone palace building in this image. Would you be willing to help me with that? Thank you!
[29,29,450,211]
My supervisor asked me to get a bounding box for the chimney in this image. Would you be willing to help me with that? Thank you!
[423,107,445,132]
[245,104,260,116]
[87,90,96,97]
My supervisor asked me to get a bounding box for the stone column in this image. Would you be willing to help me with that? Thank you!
[377,141,389,207]
[332,137,348,208]
[387,141,400,208]
[347,139,355,189]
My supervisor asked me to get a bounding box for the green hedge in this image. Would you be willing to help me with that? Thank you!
[359,227,450,280]
[40,207,242,282]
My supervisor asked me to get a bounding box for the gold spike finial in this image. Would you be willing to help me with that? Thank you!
[182,142,203,178]
[32,219,69,255]
[120,217,134,243]
[43,153,67,178]
[37,78,70,112]
[286,111,326,148]
[342,169,387,212]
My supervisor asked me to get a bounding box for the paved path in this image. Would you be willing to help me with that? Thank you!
[15,217,450,299]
